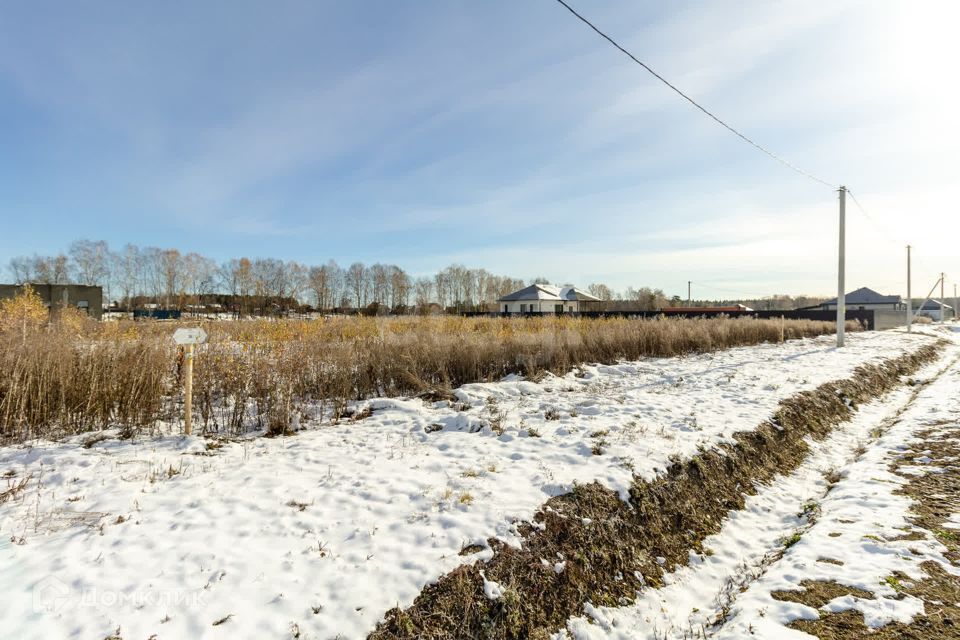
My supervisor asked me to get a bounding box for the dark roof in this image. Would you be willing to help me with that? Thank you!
[822,287,901,306]
[921,299,954,310]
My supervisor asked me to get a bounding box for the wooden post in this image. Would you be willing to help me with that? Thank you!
[184,343,194,435]
[172,327,206,436]
[780,314,785,343]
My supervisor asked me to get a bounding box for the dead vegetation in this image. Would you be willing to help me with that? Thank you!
[0,473,31,505]
[0,310,852,443]
[370,342,943,640]
[784,418,960,638]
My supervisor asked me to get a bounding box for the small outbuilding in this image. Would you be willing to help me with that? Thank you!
[497,284,600,314]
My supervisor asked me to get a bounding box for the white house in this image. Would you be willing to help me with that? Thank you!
[497,284,600,314]
[820,287,904,311]
[917,299,954,322]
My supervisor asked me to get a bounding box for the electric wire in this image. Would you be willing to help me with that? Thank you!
[553,0,836,189]
[846,189,902,248]
[847,188,940,278]
[554,0,949,301]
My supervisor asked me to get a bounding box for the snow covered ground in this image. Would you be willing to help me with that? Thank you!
[556,324,960,639]
[0,328,948,639]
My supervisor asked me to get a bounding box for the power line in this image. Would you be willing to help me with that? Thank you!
[553,0,836,189]
[847,189,940,275]
[845,189,901,247]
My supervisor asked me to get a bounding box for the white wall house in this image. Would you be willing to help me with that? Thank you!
[917,300,954,322]
[820,287,904,311]
[497,284,600,314]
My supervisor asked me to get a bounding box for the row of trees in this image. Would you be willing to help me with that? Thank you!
[7,240,817,315]
[6,242,533,314]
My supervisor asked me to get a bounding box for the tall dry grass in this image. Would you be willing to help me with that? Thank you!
[0,314,853,443]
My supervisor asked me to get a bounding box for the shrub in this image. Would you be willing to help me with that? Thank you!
[0,285,48,336]
[0,315,849,442]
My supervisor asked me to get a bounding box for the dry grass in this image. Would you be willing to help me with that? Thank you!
[0,314,853,442]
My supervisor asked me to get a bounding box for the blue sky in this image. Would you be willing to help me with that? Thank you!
[1,0,958,298]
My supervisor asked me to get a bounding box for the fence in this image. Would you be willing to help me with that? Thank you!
[462,309,876,330]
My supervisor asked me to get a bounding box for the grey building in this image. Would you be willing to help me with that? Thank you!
[0,283,103,319]
[819,287,905,311]
[917,300,954,322]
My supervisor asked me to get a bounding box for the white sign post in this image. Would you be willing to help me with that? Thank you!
[173,328,207,435]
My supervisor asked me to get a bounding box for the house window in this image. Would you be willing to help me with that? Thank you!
[77,300,89,309]
[555,304,563,313]
[503,304,508,313]
[520,304,527,313]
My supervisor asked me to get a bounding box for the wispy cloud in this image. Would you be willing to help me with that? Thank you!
[0,0,957,297]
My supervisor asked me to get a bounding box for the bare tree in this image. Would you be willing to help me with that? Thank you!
[414,277,433,313]
[286,261,308,309]
[309,260,342,312]
[159,249,183,308]
[139,247,164,303]
[624,286,668,311]
[70,239,111,286]
[250,258,289,313]
[116,244,141,309]
[9,254,71,285]
[325,260,343,311]
[587,283,614,311]
[434,270,449,310]
[8,257,31,284]
[47,255,71,284]
[345,262,367,310]
[390,266,411,311]
[369,263,391,308]
[220,257,254,315]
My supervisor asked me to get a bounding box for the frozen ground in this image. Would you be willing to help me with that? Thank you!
[0,328,947,639]
[556,324,960,639]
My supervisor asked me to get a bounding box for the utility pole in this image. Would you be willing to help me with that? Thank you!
[906,245,912,333]
[837,186,847,347]
[954,283,958,321]
[941,273,946,325]
[688,281,691,307]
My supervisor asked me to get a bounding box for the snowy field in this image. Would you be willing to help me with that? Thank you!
[0,326,954,639]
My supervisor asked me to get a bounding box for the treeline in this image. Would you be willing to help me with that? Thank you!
[6,241,534,314]
[5,240,824,315]
[684,295,829,311]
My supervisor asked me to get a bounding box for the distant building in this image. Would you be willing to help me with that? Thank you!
[133,308,181,320]
[819,287,904,311]
[917,300,954,322]
[0,283,103,319]
[497,284,600,314]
